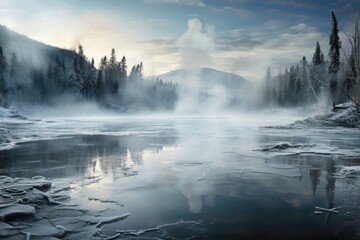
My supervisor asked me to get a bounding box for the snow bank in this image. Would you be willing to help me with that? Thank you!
[0,127,12,146]
[259,142,315,151]
[0,107,29,121]
[269,106,360,129]
[329,106,359,126]
[0,107,35,149]
[337,166,360,178]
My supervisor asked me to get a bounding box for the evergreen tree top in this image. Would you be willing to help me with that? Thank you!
[329,10,341,75]
[312,41,324,65]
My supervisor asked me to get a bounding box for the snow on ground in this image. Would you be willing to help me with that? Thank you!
[0,127,12,147]
[267,105,360,129]
[0,107,51,150]
[0,107,31,149]
[0,106,114,150]
[0,175,132,239]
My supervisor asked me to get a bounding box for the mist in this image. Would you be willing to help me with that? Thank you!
[1,3,360,240]
[0,18,344,120]
[0,19,316,118]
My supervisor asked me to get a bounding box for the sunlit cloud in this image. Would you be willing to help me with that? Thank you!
[143,0,206,7]
[1,0,358,80]
[130,18,170,26]
[211,6,254,18]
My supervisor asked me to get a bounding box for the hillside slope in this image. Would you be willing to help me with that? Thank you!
[0,25,83,70]
[156,68,248,90]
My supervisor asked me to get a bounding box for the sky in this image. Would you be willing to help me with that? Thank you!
[0,0,359,80]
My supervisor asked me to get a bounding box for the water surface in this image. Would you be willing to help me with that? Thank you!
[1,116,359,239]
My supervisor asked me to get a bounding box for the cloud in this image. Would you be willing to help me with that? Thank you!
[204,21,328,80]
[130,18,169,26]
[267,0,321,9]
[268,23,326,51]
[215,29,264,51]
[208,5,253,18]
[0,0,333,81]
[143,0,205,7]
[286,23,317,34]
[136,39,176,52]
[137,19,327,80]
[220,6,253,18]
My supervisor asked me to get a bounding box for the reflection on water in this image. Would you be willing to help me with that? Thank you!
[0,117,360,239]
[0,134,177,178]
[325,160,336,225]
[309,167,321,196]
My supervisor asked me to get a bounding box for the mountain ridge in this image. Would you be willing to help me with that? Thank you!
[0,25,85,70]
[153,67,248,90]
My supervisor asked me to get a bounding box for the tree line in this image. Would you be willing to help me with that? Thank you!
[0,42,178,111]
[263,11,360,109]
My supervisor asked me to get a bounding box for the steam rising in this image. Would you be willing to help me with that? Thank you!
[177,18,214,69]
[173,19,250,114]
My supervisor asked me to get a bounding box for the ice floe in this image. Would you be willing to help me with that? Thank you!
[0,175,131,239]
[259,142,315,151]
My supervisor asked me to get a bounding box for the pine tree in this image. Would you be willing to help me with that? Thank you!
[105,48,119,95]
[300,56,311,102]
[329,11,341,75]
[119,56,127,91]
[10,53,19,81]
[300,56,308,82]
[137,62,143,79]
[129,65,136,81]
[0,47,8,107]
[99,56,108,70]
[8,53,19,101]
[312,41,324,66]
[109,48,116,67]
[96,70,104,101]
[310,42,327,96]
[77,44,87,74]
[288,66,297,104]
[265,66,272,103]
[329,11,341,103]
[91,58,95,69]
[32,68,46,104]
[78,44,84,58]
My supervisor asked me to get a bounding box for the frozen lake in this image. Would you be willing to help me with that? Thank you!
[1,114,360,239]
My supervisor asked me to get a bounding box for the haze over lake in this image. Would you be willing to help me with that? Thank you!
[0,0,360,239]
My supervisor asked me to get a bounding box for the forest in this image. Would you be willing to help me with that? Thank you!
[263,12,360,110]
[0,27,178,111]
[1,2,360,239]
[0,11,359,113]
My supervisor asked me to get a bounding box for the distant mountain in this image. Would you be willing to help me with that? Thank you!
[155,68,248,91]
